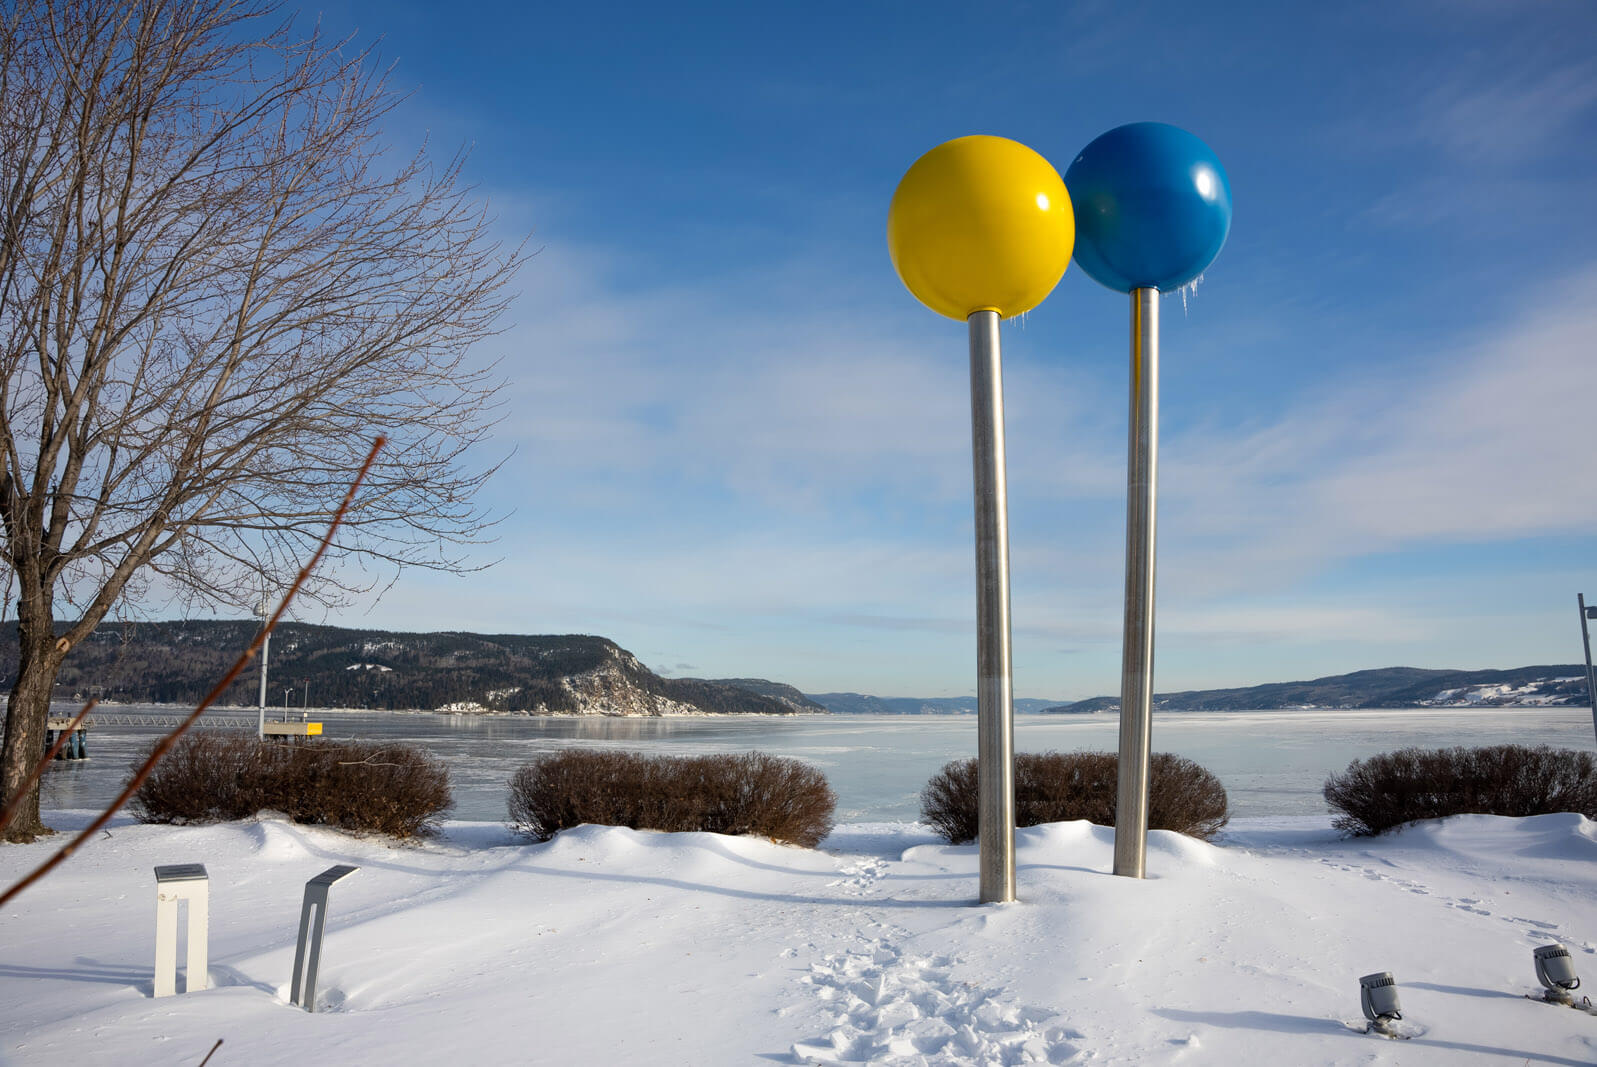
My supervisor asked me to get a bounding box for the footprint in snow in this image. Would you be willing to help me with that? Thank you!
[827,857,890,897]
[793,948,1082,1065]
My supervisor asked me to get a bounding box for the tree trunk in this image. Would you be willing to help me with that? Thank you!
[1,601,62,843]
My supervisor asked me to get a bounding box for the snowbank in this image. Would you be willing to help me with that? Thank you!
[3,812,1595,1064]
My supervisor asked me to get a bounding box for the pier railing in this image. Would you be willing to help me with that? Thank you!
[51,713,263,730]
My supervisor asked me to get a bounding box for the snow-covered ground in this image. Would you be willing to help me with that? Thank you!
[3,811,1595,1065]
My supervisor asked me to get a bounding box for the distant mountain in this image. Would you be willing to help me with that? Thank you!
[709,679,827,714]
[18,619,1585,718]
[1,621,811,717]
[806,693,1065,715]
[1042,665,1591,713]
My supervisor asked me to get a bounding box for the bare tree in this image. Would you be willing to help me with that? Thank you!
[0,0,522,841]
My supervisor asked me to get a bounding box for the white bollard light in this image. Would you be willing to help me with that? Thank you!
[153,864,209,997]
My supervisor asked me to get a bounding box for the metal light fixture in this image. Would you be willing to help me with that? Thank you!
[1580,595,1597,749]
[1063,123,1232,879]
[1534,944,1581,1003]
[255,591,271,741]
[1359,972,1403,1031]
[887,136,1075,905]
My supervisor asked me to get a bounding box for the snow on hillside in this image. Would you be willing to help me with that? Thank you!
[1424,679,1587,707]
[3,812,1596,1064]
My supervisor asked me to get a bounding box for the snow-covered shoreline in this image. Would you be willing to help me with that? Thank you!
[4,810,1595,1064]
[68,701,1593,717]
[68,701,826,717]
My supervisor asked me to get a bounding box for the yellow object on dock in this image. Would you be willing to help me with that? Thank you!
[263,722,322,737]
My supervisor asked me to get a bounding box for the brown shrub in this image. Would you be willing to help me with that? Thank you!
[920,750,1229,844]
[1323,744,1597,837]
[507,749,836,848]
[918,756,979,845]
[129,733,268,823]
[130,734,451,838]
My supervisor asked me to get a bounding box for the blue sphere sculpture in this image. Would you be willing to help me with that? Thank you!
[1065,122,1232,293]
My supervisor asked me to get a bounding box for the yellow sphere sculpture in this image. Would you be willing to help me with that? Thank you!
[887,135,1075,321]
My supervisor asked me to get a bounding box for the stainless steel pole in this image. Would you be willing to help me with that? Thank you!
[257,629,269,741]
[1114,287,1160,879]
[969,309,1016,904]
[1580,594,1596,749]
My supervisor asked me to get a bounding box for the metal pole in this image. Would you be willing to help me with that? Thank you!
[968,309,1016,904]
[1580,594,1596,749]
[257,628,269,741]
[1114,287,1160,879]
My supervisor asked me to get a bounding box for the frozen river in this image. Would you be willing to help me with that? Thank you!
[38,704,1597,825]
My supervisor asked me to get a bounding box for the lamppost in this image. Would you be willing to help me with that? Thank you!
[1064,123,1232,879]
[1579,594,1597,748]
[254,593,271,741]
[888,135,1075,904]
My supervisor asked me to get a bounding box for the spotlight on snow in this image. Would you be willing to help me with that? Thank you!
[1359,972,1403,1030]
[1534,945,1581,1002]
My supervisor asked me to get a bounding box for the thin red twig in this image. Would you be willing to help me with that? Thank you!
[0,700,97,834]
[0,437,386,909]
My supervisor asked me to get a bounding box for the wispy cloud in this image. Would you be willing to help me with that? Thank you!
[1420,61,1597,163]
[1159,264,1597,596]
[371,227,1597,692]
[488,239,980,512]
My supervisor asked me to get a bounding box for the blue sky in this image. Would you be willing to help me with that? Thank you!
[292,0,1597,700]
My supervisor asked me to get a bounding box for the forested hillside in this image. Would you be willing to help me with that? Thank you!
[0,621,808,716]
[1048,665,1590,712]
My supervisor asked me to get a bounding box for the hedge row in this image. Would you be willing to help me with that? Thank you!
[1322,744,1597,836]
[131,734,452,838]
[507,749,837,847]
[919,751,1230,844]
[134,736,1596,847]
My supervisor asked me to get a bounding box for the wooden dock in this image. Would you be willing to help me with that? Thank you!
[44,717,92,760]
